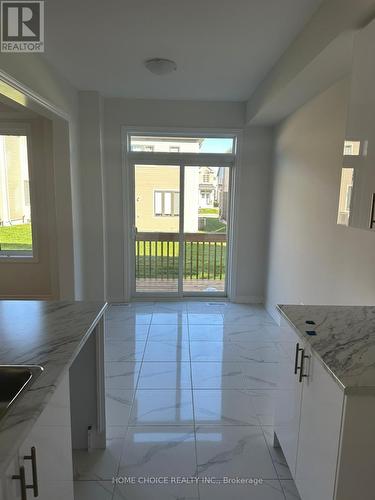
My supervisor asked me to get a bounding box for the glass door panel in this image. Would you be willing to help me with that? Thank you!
[183,166,230,293]
[134,165,180,293]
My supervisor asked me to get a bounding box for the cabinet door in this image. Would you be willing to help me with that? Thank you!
[295,348,344,500]
[0,456,21,500]
[18,373,74,500]
[274,323,304,476]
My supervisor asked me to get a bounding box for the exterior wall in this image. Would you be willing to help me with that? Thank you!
[266,78,375,319]
[135,166,180,232]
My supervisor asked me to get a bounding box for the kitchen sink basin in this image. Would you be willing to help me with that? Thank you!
[0,365,44,418]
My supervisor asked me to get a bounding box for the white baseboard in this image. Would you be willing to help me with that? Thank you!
[231,295,264,304]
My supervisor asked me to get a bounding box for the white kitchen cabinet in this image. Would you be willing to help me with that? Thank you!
[3,372,74,500]
[294,346,344,500]
[274,322,375,500]
[338,17,375,230]
[274,320,305,476]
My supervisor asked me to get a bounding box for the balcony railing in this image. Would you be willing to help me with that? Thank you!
[135,232,226,281]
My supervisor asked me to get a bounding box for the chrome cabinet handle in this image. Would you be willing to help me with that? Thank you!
[24,446,39,497]
[294,343,303,374]
[299,350,310,383]
[12,465,27,500]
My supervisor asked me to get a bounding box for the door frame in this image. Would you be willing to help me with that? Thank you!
[122,127,242,300]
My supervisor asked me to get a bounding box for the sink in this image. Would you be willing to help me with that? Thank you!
[0,365,44,418]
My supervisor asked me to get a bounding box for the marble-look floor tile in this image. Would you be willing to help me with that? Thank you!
[280,480,301,499]
[105,362,141,389]
[106,323,150,342]
[138,362,192,389]
[190,341,280,363]
[148,324,189,342]
[191,362,247,389]
[73,435,124,480]
[195,426,277,479]
[198,479,285,500]
[74,480,114,500]
[113,483,199,499]
[188,313,223,325]
[119,426,196,478]
[152,301,188,312]
[151,312,188,325]
[193,389,259,426]
[242,363,280,389]
[222,311,274,327]
[106,389,134,426]
[143,340,190,362]
[246,390,278,426]
[107,310,153,324]
[262,427,292,479]
[188,325,226,341]
[105,341,146,362]
[130,389,194,426]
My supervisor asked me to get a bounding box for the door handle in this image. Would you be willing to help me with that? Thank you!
[299,350,310,383]
[294,343,303,374]
[24,446,39,497]
[12,465,27,500]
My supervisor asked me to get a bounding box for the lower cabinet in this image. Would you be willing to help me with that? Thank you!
[1,372,74,500]
[274,320,375,500]
[274,322,305,475]
[294,346,344,500]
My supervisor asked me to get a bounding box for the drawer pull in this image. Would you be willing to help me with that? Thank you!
[24,446,39,497]
[299,350,310,383]
[294,343,303,374]
[12,465,27,500]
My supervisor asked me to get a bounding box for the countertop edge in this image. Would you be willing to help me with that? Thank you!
[0,301,108,474]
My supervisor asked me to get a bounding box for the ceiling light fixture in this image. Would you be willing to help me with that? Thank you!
[144,58,177,76]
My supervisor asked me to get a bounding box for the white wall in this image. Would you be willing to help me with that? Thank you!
[266,78,375,319]
[103,98,273,302]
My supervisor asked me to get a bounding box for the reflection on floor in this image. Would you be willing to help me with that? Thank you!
[73,301,301,500]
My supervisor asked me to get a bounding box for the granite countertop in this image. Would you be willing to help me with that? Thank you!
[278,304,375,395]
[0,300,107,473]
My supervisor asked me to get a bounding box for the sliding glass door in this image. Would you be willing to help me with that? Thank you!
[128,132,235,297]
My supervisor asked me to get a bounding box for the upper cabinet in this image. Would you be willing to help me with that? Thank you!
[337,18,375,230]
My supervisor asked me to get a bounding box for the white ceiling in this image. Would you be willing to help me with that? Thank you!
[43,0,324,101]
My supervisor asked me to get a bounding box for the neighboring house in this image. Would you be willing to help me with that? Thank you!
[199,166,217,208]
[0,135,31,226]
[134,137,201,233]
[217,166,230,222]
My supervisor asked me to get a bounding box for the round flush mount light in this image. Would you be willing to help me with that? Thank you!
[144,58,177,75]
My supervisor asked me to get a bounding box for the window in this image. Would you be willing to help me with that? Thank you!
[154,191,179,216]
[203,174,210,183]
[0,130,34,258]
[129,134,236,154]
[345,185,353,212]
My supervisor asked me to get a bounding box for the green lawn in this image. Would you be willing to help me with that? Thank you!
[199,207,219,215]
[136,240,226,280]
[200,218,226,233]
[0,224,32,251]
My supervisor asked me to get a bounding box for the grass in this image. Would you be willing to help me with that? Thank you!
[0,223,32,251]
[136,240,226,280]
[199,207,219,215]
[200,218,226,233]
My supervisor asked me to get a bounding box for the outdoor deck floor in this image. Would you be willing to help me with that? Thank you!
[136,278,225,293]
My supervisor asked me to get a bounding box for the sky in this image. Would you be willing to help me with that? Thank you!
[199,137,234,154]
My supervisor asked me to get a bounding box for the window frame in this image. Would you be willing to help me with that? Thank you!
[0,123,38,262]
[153,189,180,217]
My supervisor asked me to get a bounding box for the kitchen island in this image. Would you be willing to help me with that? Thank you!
[0,300,107,500]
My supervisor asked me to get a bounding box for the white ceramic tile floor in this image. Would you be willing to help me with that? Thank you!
[74,301,301,500]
